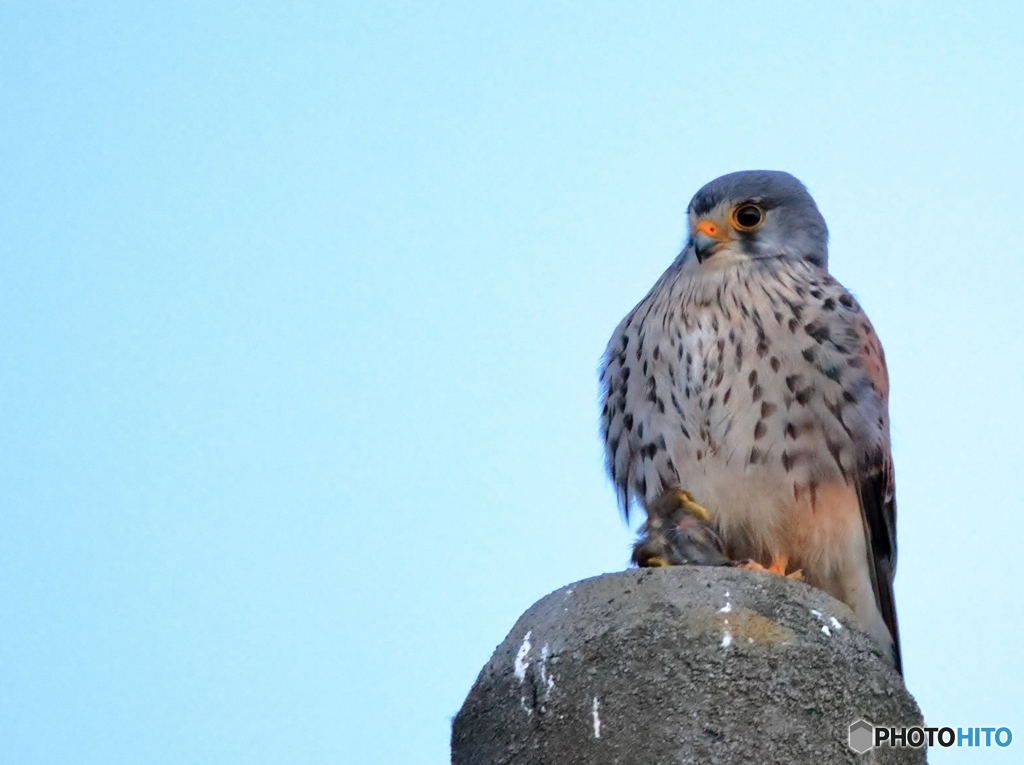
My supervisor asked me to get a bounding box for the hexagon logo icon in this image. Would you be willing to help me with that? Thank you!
[848,719,874,753]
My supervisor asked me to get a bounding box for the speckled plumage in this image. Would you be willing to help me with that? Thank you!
[599,171,901,672]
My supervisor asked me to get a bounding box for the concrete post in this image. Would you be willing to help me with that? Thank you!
[453,567,924,764]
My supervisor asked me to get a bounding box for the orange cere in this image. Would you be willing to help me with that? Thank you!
[694,218,730,241]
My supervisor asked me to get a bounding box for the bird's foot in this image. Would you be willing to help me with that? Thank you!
[632,488,728,568]
[642,556,671,568]
[732,554,804,581]
[658,488,712,522]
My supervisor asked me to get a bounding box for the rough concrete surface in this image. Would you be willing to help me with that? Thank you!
[452,567,924,764]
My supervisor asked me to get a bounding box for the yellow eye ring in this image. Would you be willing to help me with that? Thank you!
[731,204,764,232]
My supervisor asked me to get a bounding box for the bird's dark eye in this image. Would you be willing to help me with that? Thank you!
[732,204,764,231]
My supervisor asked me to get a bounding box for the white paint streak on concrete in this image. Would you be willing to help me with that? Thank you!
[539,644,554,699]
[811,609,843,635]
[720,590,733,647]
[592,696,601,739]
[514,631,532,682]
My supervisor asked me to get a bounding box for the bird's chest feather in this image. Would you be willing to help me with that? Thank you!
[631,263,884,530]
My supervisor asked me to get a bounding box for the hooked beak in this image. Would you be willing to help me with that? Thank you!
[691,219,731,263]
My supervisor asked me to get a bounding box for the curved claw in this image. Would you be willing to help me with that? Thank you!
[669,489,712,522]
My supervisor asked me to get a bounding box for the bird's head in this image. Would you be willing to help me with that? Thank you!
[684,170,829,269]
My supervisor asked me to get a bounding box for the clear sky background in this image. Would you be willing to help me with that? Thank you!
[2,2,1023,763]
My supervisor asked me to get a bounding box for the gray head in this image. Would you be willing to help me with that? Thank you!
[684,170,828,269]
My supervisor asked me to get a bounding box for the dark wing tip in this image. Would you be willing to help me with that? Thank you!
[856,451,902,675]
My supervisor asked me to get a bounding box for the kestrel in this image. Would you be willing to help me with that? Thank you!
[599,171,901,673]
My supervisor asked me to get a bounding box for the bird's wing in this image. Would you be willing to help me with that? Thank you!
[855,448,901,673]
[853,320,902,674]
[599,313,636,519]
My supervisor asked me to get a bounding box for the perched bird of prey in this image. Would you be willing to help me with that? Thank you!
[599,171,901,673]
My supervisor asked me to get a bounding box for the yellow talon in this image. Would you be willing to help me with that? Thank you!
[672,489,712,522]
[645,556,671,568]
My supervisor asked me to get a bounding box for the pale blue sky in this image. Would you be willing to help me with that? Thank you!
[2,2,1023,763]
